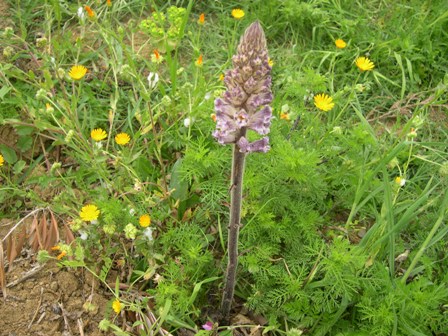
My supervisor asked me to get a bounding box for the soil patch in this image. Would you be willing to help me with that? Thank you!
[0,248,110,336]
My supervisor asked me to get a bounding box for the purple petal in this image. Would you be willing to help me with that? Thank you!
[237,136,250,152]
[247,106,272,135]
[246,92,273,112]
[202,321,213,330]
[214,98,236,117]
[213,130,237,144]
[237,136,270,153]
[224,86,248,106]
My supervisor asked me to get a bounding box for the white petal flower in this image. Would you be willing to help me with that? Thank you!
[144,227,153,241]
[147,72,159,89]
[77,7,85,19]
[183,117,191,127]
[79,231,88,240]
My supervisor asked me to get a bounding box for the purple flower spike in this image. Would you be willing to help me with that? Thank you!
[202,321,213,331]
[213,21,273,153]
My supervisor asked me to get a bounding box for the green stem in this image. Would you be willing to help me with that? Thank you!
[221,129,246,322]
[401,189,448,283]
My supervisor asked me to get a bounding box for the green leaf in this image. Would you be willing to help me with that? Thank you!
[15,125,34,136]
[133,156,156,180]
[169,158,188,201]
[0,86,11,100]
[17,136,32,152]
[187,276,220,307]
[0,145,18,164]
[13,160,26,174]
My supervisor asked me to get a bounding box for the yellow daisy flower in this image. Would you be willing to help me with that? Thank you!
[335,39,347,49]
[268,58,274,67]
[211,113,217,122]
[112,299,122,314]
[355,56,375,71]
[219,73,224,81]
[80,204,100,221]
[231,9,245,19]
[314,94,335,112]
[0,154,4,166]
[68,65,88,80]
[91,128,107,142]
[115,132,130,145]
[139,214,151,228]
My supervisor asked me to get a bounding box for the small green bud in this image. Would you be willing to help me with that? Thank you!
[214,89,224,98]
[35,88,48,100]
[50,161,62,174]
[3,46,14,58]
[64,130,75,144]
[58,243,72,256]
[182,82,194,90]
[45,103,54,114]
[176,67,184,75]
[439,161,448,176]
[355,84,366,92]
[3,27,14,38]
[407,128,417,139]
[412,115,424,128]
[387,157,399,169]
[281,104,290,113]
[57,68,65,79]
[71,218,83,231]
[98,319,111,331]
[103,224,116,235]
[120,64,134,81]
[83,301,98,313]
[286,328,303,336]
[124,223,137,240]
[36,37,47,47]
[161,95,172,107]
[37,250,51,264]
[331,126,343,135]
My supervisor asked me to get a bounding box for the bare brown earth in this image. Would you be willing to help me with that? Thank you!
[0,218,110,336]
[0,257,109,336]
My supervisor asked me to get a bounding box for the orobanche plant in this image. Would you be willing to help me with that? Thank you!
[212,21,273,321]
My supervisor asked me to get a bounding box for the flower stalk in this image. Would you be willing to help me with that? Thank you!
[213,21,272,322]
[221,129,246,321]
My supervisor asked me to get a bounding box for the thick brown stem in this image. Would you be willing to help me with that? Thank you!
[221,131,246,322]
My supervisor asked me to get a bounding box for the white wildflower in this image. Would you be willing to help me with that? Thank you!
[79,231,88,240]
[183,117,192,127]
[77,7,85,20]
[147,72,159,89]
[143,227,153,241]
